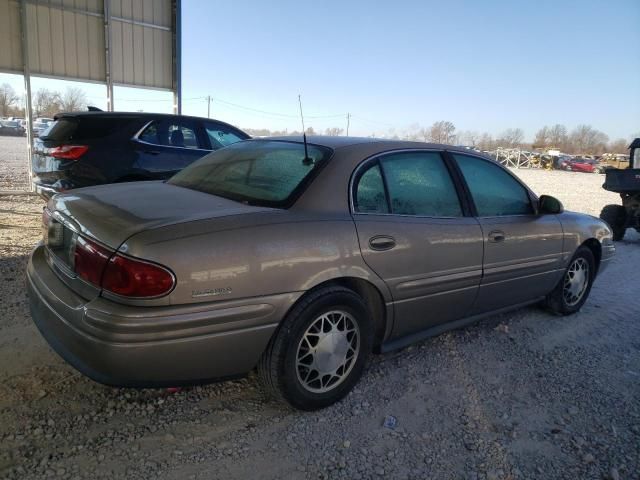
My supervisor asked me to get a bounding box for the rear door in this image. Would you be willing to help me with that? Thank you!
[133,118,210,178]
[451,153,564,314]
[351,150,484,339]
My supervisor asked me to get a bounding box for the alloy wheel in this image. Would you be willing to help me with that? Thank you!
[563,258,590,307]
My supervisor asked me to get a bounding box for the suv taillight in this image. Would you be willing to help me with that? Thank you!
[70,234,174,298]
[49,145,88,160]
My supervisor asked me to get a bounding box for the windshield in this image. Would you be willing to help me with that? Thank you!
[168,140,332,207]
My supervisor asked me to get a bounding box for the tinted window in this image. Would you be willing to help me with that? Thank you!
[355,163,389,214]
[139,120,201,149]
[204,122,247,149]
[41,117,136,141]
[379,152,462,217]
[454,154,533,216]
[168,140,332,207]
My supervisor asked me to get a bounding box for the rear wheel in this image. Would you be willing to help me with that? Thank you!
[593,167,602,174]
[544,246,595,315]
[257,286,373,410]
[600,204,626,241]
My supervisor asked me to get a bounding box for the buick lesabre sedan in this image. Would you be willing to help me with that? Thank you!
[28,137,615,410]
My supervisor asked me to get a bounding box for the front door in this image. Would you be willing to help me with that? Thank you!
[452,153,564,314]
[351,151,484,340]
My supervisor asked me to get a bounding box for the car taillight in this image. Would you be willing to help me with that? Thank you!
[49,145,88,160]
[73,236,112,286]
[102,254,175,298]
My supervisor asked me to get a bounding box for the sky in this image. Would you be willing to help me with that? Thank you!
[2,0,639,141]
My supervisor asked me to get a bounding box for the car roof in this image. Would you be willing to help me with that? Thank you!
[252,135,478,154]
[54,111,241,125]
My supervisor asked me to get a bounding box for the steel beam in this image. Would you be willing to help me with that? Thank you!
[19,0,34,191]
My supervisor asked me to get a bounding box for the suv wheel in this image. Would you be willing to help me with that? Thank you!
[544,246,595,315]
[600,204,626,241]
[258,286,373,410]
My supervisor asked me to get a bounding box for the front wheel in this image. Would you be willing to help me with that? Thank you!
[257,286,373,410]
[544,246,595,315]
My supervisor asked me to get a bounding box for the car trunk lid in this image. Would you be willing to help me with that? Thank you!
[49,180,273,249]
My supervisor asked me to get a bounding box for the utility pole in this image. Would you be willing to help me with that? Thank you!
[346,113,351,136]
[207,95,211,118]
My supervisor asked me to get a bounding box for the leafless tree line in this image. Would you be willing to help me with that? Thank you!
[246,120,632,155]
[0,83,88,118]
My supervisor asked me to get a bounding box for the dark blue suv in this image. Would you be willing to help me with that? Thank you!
[32,112,250,199]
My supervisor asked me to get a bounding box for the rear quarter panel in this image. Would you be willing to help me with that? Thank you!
[118,212,392,308]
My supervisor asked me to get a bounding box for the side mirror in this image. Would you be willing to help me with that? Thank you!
[539,195,564,214]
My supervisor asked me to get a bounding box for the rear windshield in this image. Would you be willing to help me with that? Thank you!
[41,117,138,141]
[168,140,332,208]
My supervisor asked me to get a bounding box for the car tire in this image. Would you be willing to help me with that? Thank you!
[257,286,373,411]
[593,167,602,174]
[544,246,595,316]
[600,204,626,241]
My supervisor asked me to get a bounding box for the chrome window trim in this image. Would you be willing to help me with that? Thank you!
[131,120,212,153]
[349,148,465,220]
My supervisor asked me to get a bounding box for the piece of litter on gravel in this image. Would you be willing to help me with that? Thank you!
[383,415,397,430]
[166,387,182,394]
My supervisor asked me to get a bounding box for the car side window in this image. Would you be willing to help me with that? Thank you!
[354,163,389,214]
[379,152,462,217]
[139,120,201,149]
[203,122,246,149]
[454,154,533,216]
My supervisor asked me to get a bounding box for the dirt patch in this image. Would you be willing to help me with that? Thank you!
[0,171,638,480]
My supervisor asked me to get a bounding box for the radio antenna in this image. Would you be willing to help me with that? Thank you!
[298,94,312,164]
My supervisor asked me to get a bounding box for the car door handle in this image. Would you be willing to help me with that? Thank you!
[144,150,160,155]
[369,235,396,251]
[488,230,506,243]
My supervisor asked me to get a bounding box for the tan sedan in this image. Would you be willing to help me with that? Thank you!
[28,137,615,410]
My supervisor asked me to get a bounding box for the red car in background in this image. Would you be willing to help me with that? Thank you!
[560,157,604,173]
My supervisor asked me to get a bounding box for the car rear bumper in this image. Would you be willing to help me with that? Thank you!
[28,245,298,387]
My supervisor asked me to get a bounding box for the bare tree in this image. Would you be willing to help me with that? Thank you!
[498,128,525,148]
[458,130,480,147]
[58,87,87,112]
[569,125,608,154]
[608,138,629,154]
[478,133,494,151]
[547,124,568,149]
[0,83,19,117]
[533,126,550,149]
[33,88,61,117]
[428,121,456,144]
[324,127,344,136]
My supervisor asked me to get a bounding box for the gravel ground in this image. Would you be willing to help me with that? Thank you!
[0,136,30,191]
[0,170,638,480]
